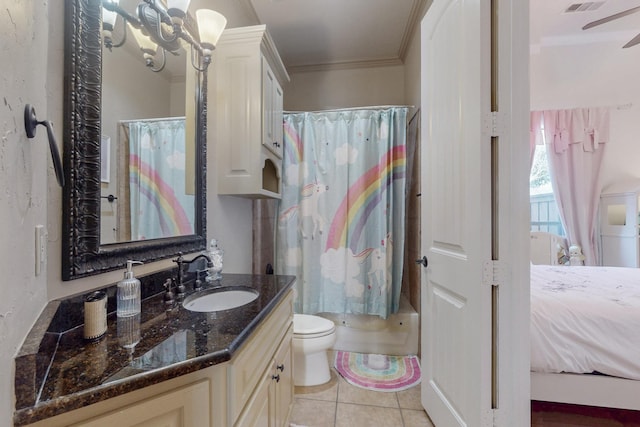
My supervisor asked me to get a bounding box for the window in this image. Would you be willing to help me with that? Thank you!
[530,144,565,236]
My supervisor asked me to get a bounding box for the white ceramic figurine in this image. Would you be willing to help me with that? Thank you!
[569,245,586,266]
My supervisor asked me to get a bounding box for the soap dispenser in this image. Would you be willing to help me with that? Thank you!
[117,260,143,317]
[208,239,224,281]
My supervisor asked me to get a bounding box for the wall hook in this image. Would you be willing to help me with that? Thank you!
[24,104,65,187]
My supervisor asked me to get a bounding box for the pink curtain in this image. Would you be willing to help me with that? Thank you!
[533,108,609,265]
[530,111,544,169]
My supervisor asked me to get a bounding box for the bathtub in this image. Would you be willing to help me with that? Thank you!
[317,295,419,356]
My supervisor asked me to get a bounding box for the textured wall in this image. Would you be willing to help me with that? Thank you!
[0,2,50,424]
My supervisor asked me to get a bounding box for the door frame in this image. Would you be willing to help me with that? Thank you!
[491,0,531,424]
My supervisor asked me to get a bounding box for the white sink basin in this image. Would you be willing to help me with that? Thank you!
[182,287,259,312]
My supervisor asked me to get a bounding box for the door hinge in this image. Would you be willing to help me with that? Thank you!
[491,408,502,427]
[482,260,505,287]
[484,111,503,137]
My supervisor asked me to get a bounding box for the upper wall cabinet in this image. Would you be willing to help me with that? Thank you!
[213,25,289,199]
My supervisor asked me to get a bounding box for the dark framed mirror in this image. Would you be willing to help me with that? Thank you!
[62,0,207,280]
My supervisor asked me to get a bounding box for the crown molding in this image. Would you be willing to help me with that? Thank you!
[398,0,430,61]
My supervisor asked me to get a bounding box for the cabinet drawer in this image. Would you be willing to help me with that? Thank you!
[229,290,293,423]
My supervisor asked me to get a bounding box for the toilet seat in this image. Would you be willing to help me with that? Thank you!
[293,314,336,339]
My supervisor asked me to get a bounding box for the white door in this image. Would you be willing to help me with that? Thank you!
[420,0,494,425]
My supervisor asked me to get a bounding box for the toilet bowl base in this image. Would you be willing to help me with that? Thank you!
[294,350,331,387]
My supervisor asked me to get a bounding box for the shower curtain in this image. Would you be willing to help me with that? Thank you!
[276,107,408,319]
[126,118,194,240]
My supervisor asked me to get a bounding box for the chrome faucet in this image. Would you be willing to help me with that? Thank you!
[172,253,214,295]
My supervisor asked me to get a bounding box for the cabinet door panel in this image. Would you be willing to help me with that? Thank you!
[274,326,293,426]
[234,369,273,427]
[72,381,210,427]
[262,57,283,159]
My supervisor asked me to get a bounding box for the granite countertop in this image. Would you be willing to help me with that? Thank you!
[13,272,295,426]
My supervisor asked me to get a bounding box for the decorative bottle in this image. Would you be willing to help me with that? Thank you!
[208,239,224,281]
[117,260,143,317]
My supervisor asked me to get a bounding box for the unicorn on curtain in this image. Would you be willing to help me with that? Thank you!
[276,107,408,319]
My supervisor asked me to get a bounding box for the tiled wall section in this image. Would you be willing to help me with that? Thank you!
[252,199,278,274]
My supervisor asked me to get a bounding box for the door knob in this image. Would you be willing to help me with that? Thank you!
[415,256,428,268]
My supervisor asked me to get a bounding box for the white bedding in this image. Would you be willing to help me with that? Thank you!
[530,264,640,380]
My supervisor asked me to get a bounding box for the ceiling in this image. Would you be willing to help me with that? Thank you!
[241,0,640,68]
[531,0,640,50]
[243,0,428,72]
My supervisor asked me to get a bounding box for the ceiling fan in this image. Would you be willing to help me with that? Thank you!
[582,5,640,47]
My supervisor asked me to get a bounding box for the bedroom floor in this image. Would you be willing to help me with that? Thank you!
[290,367,640,426]
[532,401,640,427]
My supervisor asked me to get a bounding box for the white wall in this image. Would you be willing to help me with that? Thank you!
[284,65,406,111]
[530,41,640,190]
[404,12,424,122]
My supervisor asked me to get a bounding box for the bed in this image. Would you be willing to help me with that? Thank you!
[530,260,640,410]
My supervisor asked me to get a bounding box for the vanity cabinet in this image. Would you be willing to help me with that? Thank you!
[24,289,294,427]
[229,293,294,426]
[234,326,294,427]
[213,25,289,199]
[600,183,640,267]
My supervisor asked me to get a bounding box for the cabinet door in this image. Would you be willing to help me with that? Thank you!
[234,368,275,427]
[262,57,283,159]
[273,79,284,159]
[72,381,210,427]
[273,327,293,427]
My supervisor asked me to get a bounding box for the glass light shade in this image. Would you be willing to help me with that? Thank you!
[129,24,158,54]
[102,7,118,29]
[167,0,191,17]
[102,8,118,29]
[195,9,227,48]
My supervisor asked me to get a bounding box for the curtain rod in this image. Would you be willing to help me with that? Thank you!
[284,105,414,114]
[118,116,185,124]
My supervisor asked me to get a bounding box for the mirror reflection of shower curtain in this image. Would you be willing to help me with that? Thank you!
[276,107,408,319]
[121,118,194,240]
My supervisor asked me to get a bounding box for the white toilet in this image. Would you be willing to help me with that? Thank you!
[293,314,337,386]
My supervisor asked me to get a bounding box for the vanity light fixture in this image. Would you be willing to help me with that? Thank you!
[101,2,121,50]
[101,0,227,73]
[129,23,166,72]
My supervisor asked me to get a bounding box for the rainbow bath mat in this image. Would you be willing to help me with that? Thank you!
[334,351,421,392]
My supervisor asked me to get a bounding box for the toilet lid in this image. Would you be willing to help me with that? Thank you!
[293,314,336,335]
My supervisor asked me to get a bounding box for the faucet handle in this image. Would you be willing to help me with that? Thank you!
[163,278,175,307]
[194,270,204,291]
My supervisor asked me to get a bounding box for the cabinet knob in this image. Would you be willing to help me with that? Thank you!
[416,256,428,267]
[276,364,285,372]
[272,374,280,383]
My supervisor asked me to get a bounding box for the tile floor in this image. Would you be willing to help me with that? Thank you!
[289,367,433,427]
